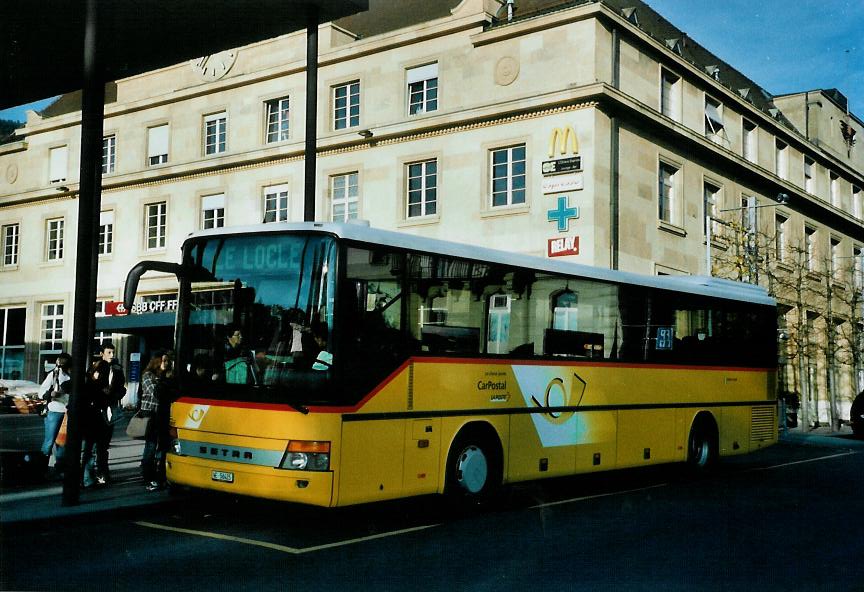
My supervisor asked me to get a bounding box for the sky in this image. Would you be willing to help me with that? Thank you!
[644,0,862,117]
[0,0,861,122]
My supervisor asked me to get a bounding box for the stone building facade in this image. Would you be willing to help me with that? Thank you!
[1,0,862,425]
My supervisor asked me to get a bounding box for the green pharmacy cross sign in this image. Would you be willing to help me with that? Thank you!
[547,195,579,232]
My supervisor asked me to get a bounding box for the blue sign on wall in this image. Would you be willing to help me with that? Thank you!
[546,196,580,232]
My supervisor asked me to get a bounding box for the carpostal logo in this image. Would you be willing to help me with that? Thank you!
[184,404,210,428]
[513,366,587,447]
[477,372,511,403]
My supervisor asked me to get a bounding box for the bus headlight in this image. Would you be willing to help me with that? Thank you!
[280,440,330,471]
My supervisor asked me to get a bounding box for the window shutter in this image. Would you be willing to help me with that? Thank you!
[202,193,225,210]
[406,63,438,85]
[49,146,68,182]
[148,125,169,158]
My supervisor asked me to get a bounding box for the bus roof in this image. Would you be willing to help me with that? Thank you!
[186,222,776,307]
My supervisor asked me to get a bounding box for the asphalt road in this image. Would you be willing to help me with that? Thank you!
[3,440,863,592]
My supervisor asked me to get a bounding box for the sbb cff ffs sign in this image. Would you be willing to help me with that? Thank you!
[547,236,579,257]
[105,299,178,315]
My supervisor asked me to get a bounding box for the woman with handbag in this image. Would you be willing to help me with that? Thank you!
[139,353,168,490]
[37,352,72,477]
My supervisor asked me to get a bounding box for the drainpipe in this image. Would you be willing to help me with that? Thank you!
[304,13,318,222]
[609,26,620,270]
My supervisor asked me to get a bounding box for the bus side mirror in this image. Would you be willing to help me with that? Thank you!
[124,261,183,310]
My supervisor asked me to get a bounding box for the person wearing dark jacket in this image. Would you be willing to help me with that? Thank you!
[80,343,126,486]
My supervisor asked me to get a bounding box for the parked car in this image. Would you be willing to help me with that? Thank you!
[0,379,46,484]
[851,391,864,438]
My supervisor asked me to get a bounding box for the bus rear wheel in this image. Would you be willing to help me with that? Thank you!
[687,416,718,471]
[445,429,501,502]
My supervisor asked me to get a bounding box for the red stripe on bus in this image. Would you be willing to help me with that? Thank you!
[174,357,771,414]
[413,357,775,373]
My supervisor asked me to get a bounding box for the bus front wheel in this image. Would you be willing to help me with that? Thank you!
[445,429,501,502]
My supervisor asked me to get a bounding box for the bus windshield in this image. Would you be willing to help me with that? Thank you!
[180,233,338,404]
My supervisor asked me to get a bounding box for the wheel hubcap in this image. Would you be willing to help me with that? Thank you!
[456,445,488,494]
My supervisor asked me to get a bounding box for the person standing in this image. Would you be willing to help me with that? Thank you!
[37,352,72,476]
[81,343,126,486]
[139,353,166,489]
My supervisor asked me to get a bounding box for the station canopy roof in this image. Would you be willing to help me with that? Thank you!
[0,0,368,109]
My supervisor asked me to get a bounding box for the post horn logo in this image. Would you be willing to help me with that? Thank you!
[188,408,206,422]
[548,125,579,158]
[530,377,575,425]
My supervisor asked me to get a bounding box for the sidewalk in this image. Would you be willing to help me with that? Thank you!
[0,423,175,528]
[780,423,864,448]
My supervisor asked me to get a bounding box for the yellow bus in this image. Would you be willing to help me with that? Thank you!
[125,222,777,507]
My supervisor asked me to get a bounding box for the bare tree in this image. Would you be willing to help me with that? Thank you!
[708,215,851,431]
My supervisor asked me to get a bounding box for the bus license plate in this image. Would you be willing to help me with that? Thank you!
[212,470,234,483]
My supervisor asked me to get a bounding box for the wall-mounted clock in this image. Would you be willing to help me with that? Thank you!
[191,50,238,81]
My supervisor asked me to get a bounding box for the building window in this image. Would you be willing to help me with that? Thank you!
[703,182,721,236]
[204,112,228,155]
[0,307,26,379]
[201,193,226,229]
[333,81,360,130]
[660,69,681,121]
[2,223,19,267]
[145,202,167,250]
[830,172,840,207]
[704,96,726,144]
[98,210,114,256]
[406,159,437,218]
[658,161,679,224]
[265,97,290,144]
[93,301,113,351]
[40,304,64,351]
[854,186,862,220]
[830,237,842,281]
[102,135,116,174]
[743,119,757,163]
[854,245,863,290]
[775,213,788,263]
[263,185,289,223]
[552,290,578,331]
[39,303,64,374]
[330,172,359,222]
[407,63,438,116]
[45,218,64,261]
[775,139,788,180]
[147,124,169,166]
[805,226,817,272]
[490,145,526,207]
[804,157,815,193]
[49,145,68,183]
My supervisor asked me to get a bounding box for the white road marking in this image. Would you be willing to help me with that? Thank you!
[529,483,668,509]
[134,520,438,555]
[745,451,856,472]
